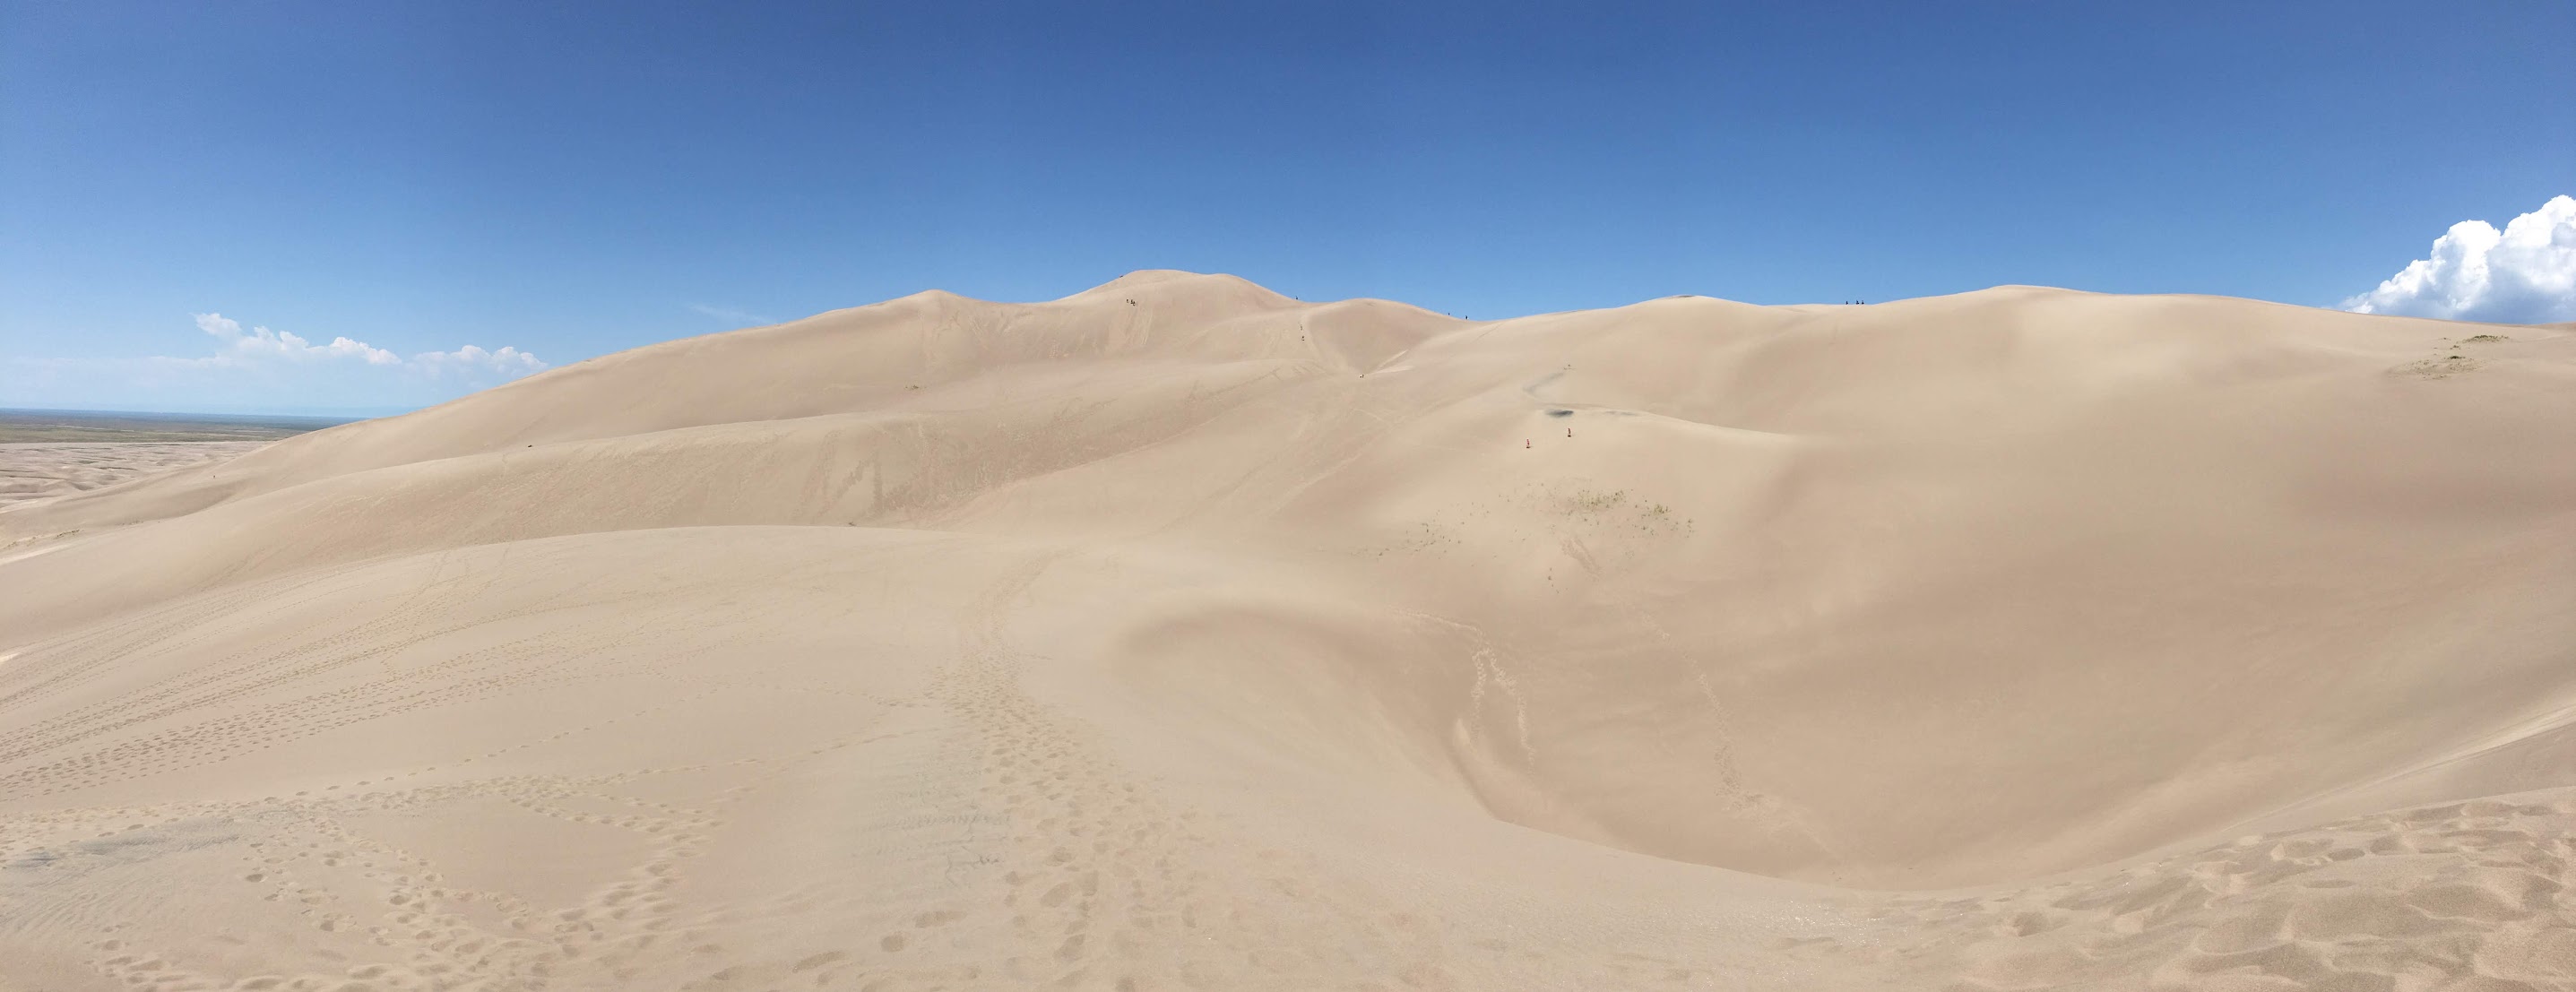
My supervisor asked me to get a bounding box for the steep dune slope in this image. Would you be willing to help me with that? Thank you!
[3,272,2572,991]
[0,272,1382,535]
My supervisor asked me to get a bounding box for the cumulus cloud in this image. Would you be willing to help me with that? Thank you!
[2341,195,2576,323]
[688,303,776,326]
[413,343,549,376]
[177,313,549,378]
[193,313,401,366]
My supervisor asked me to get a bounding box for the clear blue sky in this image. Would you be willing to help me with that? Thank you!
[4,1,2571,414]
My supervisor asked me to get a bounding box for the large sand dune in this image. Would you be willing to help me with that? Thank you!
[3,271,2572,990]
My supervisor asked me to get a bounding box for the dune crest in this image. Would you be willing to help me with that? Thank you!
[4,272,2572,990]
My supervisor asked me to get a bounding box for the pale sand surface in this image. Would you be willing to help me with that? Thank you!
[1,272,2571,990]
[0,442,269,510]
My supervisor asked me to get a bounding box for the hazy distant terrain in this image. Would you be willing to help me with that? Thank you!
[0,410,355,512]
[0,409,354,444]
[0,273,2569,991]
[0,443,271,511]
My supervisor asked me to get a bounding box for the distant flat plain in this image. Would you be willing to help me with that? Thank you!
[0,409,354,510]
[0,408,355,444]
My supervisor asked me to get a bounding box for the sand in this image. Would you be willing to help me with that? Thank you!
[0,442,270,511]
[0,271,2570,991]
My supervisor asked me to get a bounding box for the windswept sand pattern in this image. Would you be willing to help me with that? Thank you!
[0,534,955,989]
[0,442,269,509]
[0,553,753,799]
[924,559,1463,991]
[1802,790,2576,989]
[3,272,2572,989]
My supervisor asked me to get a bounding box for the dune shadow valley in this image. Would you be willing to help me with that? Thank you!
[3,270,2573,992]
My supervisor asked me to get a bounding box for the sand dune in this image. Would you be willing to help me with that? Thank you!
[3,271,2572,990]
[0,443,269,511]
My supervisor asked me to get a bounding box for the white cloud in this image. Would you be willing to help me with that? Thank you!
[0,316,554,413]
[2342,195,2576,323]
[178,313,548,378]
[190,313,402,366]
[413,343,549,377]
[688,303,775,326]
